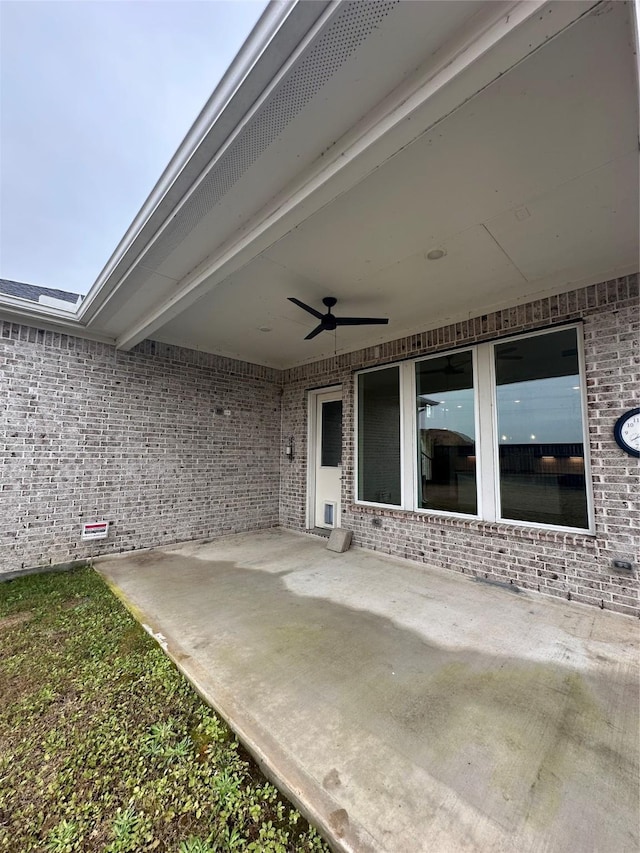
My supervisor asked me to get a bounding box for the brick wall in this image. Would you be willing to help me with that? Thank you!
[280,274,639,617]
[2,275,638,616]
[1,328,282,571]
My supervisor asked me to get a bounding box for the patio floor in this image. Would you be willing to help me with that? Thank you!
[96,529,639,853]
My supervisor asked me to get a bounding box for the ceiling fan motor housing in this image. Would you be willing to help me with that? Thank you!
[322,297,337,329]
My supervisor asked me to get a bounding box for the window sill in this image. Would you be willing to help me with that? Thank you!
[348,503,597,546]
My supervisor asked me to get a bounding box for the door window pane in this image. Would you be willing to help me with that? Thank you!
[321,400,342,467]
[495,328,588,529]
[357,367,401,505]
[416,352,476,514]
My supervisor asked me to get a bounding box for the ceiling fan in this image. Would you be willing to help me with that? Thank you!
[423,346,524,376]
[496,345,523,361]
[288,296,389,340]
[420,355,466,375]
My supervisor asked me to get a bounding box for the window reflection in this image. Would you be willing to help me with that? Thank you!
[321,400,342,467]
[358,367,401,505]
[495,328,588,529]
[416,352,476,514]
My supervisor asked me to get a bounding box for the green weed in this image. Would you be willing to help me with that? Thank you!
[0,567,329,852]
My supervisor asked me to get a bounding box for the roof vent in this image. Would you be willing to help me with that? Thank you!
[136,1,401,276]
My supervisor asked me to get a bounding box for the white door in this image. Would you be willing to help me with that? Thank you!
[312,390,343,529]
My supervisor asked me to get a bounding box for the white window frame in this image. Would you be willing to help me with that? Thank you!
[353,362,405,510]
[354,323,595,534]
[413,346,480,520]
[489,324,594,534]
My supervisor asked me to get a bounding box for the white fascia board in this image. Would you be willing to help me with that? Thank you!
[116,0,600,352]
[38,294,83,310]
[0,296,115,342]
[78,0,329,325]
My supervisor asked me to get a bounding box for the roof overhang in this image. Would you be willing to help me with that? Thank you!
[76,0,331,327]
[2,0,638,365]
[0,293,111,341]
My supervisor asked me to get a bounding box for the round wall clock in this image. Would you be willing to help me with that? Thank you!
[613,408,640,458]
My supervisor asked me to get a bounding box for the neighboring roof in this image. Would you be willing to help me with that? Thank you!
[0,278,81,305]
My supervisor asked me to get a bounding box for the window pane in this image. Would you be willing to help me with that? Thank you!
[321,400,342,467]
[416,352,476,514]
[495,328,588,529]
[357,367,401,504]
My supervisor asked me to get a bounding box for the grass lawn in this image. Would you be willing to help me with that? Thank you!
[0,567,330,853]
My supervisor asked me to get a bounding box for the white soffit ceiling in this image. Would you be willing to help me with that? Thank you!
[152,228,526,367]
[153,2,638,368]
[484,153,638,283]
[96,0,482,336]
[146,0,480,286]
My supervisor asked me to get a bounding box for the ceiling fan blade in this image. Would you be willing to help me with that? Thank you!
[335,317,389,326]
[288,297,324,319]
[304,323,325,340]
[421,355,466,375]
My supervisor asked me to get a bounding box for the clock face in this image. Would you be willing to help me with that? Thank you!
[614,409,640,457]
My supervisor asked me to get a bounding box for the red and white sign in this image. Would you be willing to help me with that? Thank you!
[81,521,110,541]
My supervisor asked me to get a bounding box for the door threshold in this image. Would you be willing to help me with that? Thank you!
[307,527,331,539]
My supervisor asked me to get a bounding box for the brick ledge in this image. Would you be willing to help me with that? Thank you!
[347,504,597,547]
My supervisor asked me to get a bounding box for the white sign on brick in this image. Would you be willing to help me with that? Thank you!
[81,522,110,541]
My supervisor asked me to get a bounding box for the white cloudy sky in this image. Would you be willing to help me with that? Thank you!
[0,0,267,295]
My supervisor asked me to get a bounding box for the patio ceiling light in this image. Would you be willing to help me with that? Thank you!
[427,248,446,260]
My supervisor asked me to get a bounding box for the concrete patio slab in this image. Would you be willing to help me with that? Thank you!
[95,529,639,853]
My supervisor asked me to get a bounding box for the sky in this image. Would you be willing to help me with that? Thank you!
[420,376,584,444]
[0,0,267,295]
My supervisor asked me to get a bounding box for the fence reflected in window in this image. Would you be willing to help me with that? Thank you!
[416,351,476,515]
[495,328,588,529]
[355,325,590,532]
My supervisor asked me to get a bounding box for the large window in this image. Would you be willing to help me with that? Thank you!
[495,329,588,529]
[357,366,401,505]
[416,351,476,515]
[355,326,592,532]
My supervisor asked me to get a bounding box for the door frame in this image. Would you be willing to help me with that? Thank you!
[306,384,343,530]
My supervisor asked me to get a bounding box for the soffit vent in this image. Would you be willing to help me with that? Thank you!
[134,0,400,277]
